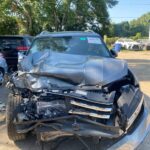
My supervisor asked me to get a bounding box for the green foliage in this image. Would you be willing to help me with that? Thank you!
[132,32,142,40]
[130,12,150,36]
[105,37,119,46]
[109,12,150,38]
[110,21,131,37]
[104,35,108,43]
[0,16,19,35]
[0,0,118,35]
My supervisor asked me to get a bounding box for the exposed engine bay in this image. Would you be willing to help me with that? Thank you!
[17,90,115,121]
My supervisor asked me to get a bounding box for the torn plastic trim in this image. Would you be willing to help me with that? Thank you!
[117,86,144,130]
[108,103,150,150]
[36,90,114,105]
[38,129,73,142]
[70,100,112,112]
[69,109,111,119]
[126,94,144,130]
[15,115,124,139]
[9,86,114,106]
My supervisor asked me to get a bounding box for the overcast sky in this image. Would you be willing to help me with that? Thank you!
[109,0,150,23]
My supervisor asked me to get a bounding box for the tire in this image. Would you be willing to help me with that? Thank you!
[131,45,140,51]
[6,93,26,141]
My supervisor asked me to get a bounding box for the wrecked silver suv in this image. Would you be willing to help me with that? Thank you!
[6,31,150,149]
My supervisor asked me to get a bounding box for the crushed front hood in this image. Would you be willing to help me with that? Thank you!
[17,51,128,90]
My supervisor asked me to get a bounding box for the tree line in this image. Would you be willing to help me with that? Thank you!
[109,12,150,38]
[0,0,118,35]
[0,0,149,38]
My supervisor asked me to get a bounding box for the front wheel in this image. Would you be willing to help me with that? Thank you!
[6,93,26,141]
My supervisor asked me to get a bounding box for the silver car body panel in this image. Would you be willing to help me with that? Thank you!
[16,51,128,91]
[108,103,150,150]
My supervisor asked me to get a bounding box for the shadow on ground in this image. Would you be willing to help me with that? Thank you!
[14,134,119,150]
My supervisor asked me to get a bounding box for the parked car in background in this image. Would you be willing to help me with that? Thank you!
[137,39,150,50]
[115,38,142,50]
[115,38,133,49]
[128,41,142,50]
[0,52,7,85]
[0,35,33,71]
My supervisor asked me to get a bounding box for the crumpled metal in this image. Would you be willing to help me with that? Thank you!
[14,51,128,91]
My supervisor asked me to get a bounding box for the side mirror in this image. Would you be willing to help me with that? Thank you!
[110,49,118,57]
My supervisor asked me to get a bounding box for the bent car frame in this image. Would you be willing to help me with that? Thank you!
[6,31,150,149]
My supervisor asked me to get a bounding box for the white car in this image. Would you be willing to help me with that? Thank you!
[129,41,142,50]
[115,38,133,49]
[115,38,142,50]
[137,39,150,50]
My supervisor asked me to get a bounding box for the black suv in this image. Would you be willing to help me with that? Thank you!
[0,35,33,71]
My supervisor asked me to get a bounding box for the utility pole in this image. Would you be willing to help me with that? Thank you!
[149,24,150,40]
[149,20,150,40]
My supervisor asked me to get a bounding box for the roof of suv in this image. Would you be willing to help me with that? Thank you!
[36,31,100,38]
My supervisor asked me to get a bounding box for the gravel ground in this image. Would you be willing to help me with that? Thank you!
[0,51,150,150]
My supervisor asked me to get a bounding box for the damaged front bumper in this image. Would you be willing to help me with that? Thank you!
[15,115,124,139]
[108,103,150,150]
[14,103,150,149]
[12,86,150,150]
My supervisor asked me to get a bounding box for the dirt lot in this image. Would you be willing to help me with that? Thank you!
[119,51,150,97]
[0,51,150,150]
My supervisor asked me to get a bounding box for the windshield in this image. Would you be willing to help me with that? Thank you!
[29,36,110,57]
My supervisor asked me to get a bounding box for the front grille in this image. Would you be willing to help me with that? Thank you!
[69,98,113,119]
